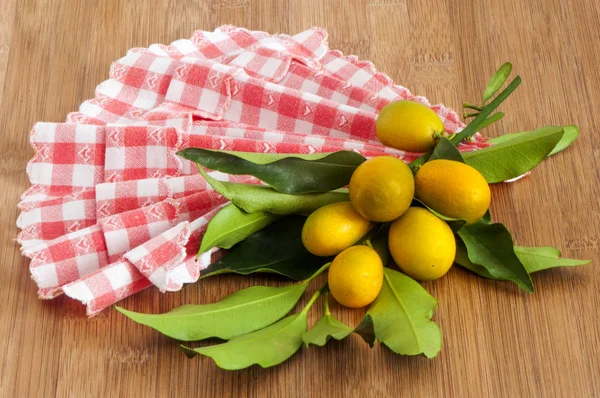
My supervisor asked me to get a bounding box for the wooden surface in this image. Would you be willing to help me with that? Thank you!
[1,0,599,396]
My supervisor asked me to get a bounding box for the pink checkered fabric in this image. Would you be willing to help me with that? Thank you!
[25,123,105,198]
[17,188,97,250]
[18,26,491,316]
[24,188,229,300]
[62,209,221,316]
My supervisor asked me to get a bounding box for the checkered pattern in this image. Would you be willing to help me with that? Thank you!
[104,125,182,182]
[62,259,152,316]
[62,207,222,316]
[17,188,97,249]
[18,26,493,316]
[27,123,105,197]
[163,57,380,142]
[23,187,230,299]
[25,225,109,299]
[99,201,180,262]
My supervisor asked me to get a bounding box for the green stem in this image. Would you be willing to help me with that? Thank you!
[409,75,521,169]
[463,102,483,111]
[463,112,479,119]
[323,292,331,316]
[451,76,521,144]
[301,289,322,315]
[305,262,331,284]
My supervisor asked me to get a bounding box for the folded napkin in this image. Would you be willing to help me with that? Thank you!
[18,25,488,316]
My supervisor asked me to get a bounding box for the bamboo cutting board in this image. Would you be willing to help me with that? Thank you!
[1,0,599,396]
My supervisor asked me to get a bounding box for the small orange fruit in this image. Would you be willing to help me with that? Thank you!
[328,245,384,308]
[302,202,371,257]
[388,207,456,281]
[376,100,445,152]
[415,159,491,224]
[349,156,414,222]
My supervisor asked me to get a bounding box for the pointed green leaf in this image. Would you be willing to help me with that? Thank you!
[199,204,280,254]
[354,314,377,347]
[178,148,365,194]
[477,112,504,131]
[548,125,580,156]
[366,268,441,358]
[457,221,534,292]
[482,210,492,224]
[462,127,564,183]
[428,137,465,163]
[451,76,521,145]
[302,314,353,347]
[115,282,307,341]
[181,313,307,370]
[515,246,589,273]
[454,238,494,279]
[482,62,512,103]
[488,125,580,157]
[201,216,324,281]
[199,169,349,215]
[413,199,467,231]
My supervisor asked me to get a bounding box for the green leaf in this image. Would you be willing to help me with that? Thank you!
[462,126,564,183]
[488,125,580,157]
[201,216,325,281]
[115,282,308,341]
[515,246,589,273]
[482,210,492,224]
[413,199,466,231]
[456,242,589,279]
[181,313,307,370]
[199,169,349,215]
[370,224,392,266]
[457,221,534,292]
[482,62,512,103]
[178,148,365,194]
[366,268,441,358]
[549,125,580,155]
[354,314,377,347]
[451,76,521,146]
[302,314,353,347]
[427,137,465,163]
[199,204,280,254]
[454,238,494,279]
[477,112,504,131]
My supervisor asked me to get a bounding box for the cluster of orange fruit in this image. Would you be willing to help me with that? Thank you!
[301,100,492,309]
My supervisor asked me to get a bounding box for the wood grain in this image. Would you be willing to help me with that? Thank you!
[1,0,599,396]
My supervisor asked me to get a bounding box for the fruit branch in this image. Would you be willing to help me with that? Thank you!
[301,289,323,315]
[451,76,521,144]
[409,75,521,169]
[306,262,331,284]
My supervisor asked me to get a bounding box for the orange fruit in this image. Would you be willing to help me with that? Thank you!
[376,100,445,152]
[415,159,491,224]
[328,245,384,308]
[348,156,414,222]
[302,202,371,257]
[389,207,456,281]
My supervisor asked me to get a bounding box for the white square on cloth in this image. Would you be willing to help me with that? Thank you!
[72,164,97,187]
[104,265,134,290]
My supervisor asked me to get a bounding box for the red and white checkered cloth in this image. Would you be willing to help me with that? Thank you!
[18,25,488,316]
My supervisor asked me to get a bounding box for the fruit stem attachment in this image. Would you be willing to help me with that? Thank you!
[432,131,451,140]
[409,75,521,169]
